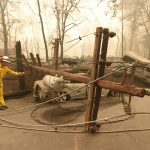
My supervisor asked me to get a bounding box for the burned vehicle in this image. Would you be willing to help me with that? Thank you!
[33,75,87,102]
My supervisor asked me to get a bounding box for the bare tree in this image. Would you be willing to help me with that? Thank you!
[0,0,18,55]
[0,0,9,55]
[37,0,49,62]
[53,0,81,61]
[121,0,150,59]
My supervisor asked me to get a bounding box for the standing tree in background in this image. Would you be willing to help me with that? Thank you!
[0,0,18,55]
[121,0,150,59]
[99,0,150,59]
[139,0,150,59]
[0,0,9,55]
[53,0,81,62]
[37,0,49,62]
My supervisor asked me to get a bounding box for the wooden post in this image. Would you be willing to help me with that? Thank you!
[88,29,116,132]
[36,54,41,67]
[90,29,110,128]
[85,27,103,130]
[22,54,31,71]
[30,53,36,65]
[15,41,26,90]
[53,38,59,70]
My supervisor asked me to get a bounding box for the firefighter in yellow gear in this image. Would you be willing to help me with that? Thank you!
[0,56,24,109]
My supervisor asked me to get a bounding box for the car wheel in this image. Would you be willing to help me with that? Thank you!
[56,92,71,103]
[34,85,43,102]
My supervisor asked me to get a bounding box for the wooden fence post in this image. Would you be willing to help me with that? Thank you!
[36,54,41,67]
[30,53,36,65]
[22,54,31,70]
[15,41,26,90]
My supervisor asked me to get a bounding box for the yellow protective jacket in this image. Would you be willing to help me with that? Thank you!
[0,64,20,106]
